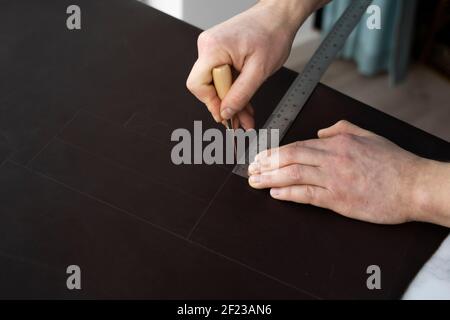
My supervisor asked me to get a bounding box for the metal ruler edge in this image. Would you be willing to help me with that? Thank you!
[232,0,373,178]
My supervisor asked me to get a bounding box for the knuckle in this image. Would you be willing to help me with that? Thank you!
[289,165,302,182]
[185,77,195,92]
[186,80,203,99]
[197,31,218,50]
[336,120,350,128]
[197,31,209,47]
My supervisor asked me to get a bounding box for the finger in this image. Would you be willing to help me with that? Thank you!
[318,120,373,139]
[249,164,324,189]
[246,103,255,116]
[220,59,265,120]
[237,108,255,130]
[256,139,328,160]
[249,143,327,175]
[221,118,240,130]
[270,185,330,208]
[186,58,223,123]
[228,117,241,129]
[221,120,228,128]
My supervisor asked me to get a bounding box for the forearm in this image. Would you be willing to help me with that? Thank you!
[414,160,450,227]
[259,0,330,34]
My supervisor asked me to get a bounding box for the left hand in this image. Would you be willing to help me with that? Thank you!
[248,120,427,225]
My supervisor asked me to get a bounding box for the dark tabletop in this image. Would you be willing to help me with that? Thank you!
[0,0,449,299]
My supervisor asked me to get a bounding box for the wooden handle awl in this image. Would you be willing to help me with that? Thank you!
[212,64,235,129]
[212,64,232,100]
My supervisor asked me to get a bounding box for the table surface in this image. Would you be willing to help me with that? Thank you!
[0,0,449,299]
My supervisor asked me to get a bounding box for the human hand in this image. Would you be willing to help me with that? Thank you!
[186,0,310,129]
[248,120,438,225]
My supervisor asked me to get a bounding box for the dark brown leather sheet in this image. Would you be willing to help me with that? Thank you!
[0,0,448,299]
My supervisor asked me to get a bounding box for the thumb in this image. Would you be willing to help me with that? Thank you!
[318,120,372,138]
[220,59,265,120]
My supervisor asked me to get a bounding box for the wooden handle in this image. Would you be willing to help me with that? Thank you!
[212,64,232,100]
[212,64,235,129]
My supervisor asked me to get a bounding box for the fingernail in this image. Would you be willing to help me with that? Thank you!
[248,162,260,175]
[270,188,280,197]
[221,108,234,120]
[249,175,260,184]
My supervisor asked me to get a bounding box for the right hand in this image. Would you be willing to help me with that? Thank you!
[186,1,304,129]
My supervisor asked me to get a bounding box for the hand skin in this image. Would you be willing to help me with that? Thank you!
[248,120,450,228]
[186,0,329,129]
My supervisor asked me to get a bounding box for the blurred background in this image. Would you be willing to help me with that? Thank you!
[140,0,450,141]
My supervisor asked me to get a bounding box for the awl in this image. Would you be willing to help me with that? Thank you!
[212,64,237,159]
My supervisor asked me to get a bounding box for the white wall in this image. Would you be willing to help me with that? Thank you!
[145,0,319,48]
[146,0,183,19]
[182,0,255,29]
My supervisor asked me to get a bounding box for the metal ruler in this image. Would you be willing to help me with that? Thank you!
[232,0,372,178]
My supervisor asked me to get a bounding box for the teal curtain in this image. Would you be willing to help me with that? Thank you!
[322,0,418,85]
